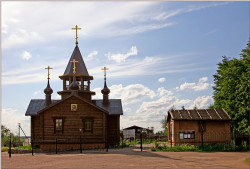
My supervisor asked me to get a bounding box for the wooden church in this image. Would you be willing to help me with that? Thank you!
[25,26,123,151]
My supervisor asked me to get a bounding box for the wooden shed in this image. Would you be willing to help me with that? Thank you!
[167,109,231,145]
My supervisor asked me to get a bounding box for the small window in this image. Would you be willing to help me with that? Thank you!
[85,119,92,130]
[56,119,62,130]
[179,131,195,139]
[82,118,94,133]
[53,117,65,134]
[180,133,184,139]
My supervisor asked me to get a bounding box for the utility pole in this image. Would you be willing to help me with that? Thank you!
[18,123,20,142]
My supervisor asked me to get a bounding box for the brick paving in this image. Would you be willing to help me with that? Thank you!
[2,149,250,169]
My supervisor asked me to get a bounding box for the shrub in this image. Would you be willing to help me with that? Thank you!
[16,144,32,150]
[246,157,250,163]
[1,147,9,152]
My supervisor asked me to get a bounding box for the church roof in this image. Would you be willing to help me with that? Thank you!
[94,99,123,115]
[25,98,123,116]
[63,45,89,76]
[25,99,59,116]
[167,109,231,121]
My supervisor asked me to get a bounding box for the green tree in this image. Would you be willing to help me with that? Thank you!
[213,41,250,134]
[1,125,10,138]
[160,116,168,135]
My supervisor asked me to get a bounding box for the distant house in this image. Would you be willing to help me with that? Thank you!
[167,109,231,145]
[123,125,154,140]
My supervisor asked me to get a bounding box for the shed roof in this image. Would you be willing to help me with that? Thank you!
[123,125,144,130]
[168,109,231,121]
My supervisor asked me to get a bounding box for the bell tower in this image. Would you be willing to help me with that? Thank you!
[57,25,95,101]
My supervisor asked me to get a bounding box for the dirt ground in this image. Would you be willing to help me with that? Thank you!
[2,148,250,169]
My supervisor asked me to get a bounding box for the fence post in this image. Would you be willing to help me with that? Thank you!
[201,131,204,148]
[80,135,82,153]
[31,139,33,156]
[9,134,11,158]
[106,138,108,152]
[140,133,143,152]
[56,138,58,154]
[121,137,123,148]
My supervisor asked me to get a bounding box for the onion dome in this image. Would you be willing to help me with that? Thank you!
[44,80,53,95]
[70,74,79,91]
[101,80,110,95]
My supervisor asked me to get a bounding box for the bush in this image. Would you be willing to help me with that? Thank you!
[1,147,9,152]
[152,144,249,152]
[16,144,32,150]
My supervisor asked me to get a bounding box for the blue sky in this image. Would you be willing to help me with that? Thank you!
[1,1,249,135]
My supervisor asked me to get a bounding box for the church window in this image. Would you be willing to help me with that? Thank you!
[85,119,92,130]
[53,117,65,134]
[82,118,94,132]
[56,119,62,130]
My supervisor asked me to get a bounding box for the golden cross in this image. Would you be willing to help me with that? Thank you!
[101,66,109,80]
[70,59,79,74]
[72,25,82,45]
[45,66,53,79]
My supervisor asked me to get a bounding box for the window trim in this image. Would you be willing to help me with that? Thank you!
[52,117,65,134]
[81,117,94,133]
[179,130,195,139]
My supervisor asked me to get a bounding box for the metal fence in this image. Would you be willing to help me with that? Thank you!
[7,132,249,157]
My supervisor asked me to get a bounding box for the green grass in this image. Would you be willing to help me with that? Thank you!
[246,158,250,163]
[152,143,197,152]
[1,147,9,152]
[16,144,32,150]
[151,143,249,152]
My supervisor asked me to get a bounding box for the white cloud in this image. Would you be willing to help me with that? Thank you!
[157,87,172,97]
[153,9,181,21]
[2,24,8,34]
[33,91,41,95]
[128,94,191,131]
[2,1,229,49]
[2,52,205,85]
[188,96,214,109]
[56,94,61,99]
[1,108,30,136]
[87,51,98,59]
[185,2,229,13]
[206,29,218,35]
[158,77,166,83]
[106,46,138,63]
[93,84,156,105]
[2,59,67,85]
[177,77,210,91]
[22,51,32,60]
[107,22,175,37]
[3,29,41,49]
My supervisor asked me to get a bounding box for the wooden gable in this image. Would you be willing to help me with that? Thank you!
[37,94,107,141]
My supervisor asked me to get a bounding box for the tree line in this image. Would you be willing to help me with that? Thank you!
[160,40,249,135]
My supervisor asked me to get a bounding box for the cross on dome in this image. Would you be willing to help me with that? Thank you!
[72,25,82,45]
[45,66,53,79]
[101,66,109,80]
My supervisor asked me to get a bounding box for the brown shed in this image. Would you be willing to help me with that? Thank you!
[167,109,231,145]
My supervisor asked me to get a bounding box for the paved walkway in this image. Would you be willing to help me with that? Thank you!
[2,149,250,168]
